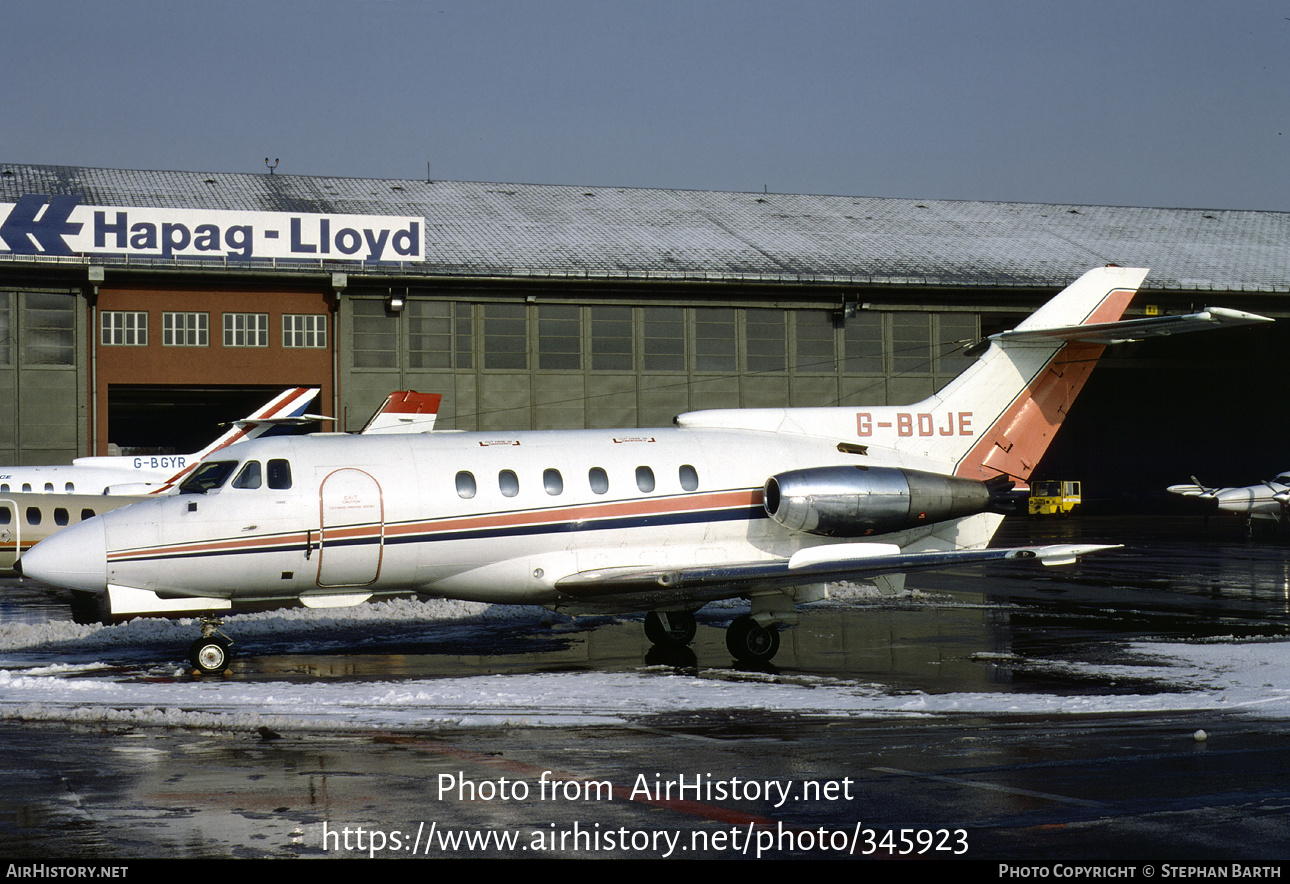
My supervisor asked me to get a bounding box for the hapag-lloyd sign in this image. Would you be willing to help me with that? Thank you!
[0,194,423,262]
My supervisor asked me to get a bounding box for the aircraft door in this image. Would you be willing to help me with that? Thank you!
[0,500,16,574]
[317,468,384,587]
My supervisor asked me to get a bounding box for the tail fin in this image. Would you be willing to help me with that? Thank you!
[188,387,321,460]
[678,267,1144,482]
[928,265,1148,482]
[359,391,442,434]
[675,265,1268,483]
[149,387,320,492]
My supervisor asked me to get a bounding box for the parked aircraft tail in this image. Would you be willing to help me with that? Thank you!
[360,391,442,434]
[677,266,1268,485]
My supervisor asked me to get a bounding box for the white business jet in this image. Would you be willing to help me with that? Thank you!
[0,390,440,576]
[18,267,1273,672]
[0,387,321,496]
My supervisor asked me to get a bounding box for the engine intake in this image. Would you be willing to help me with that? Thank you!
[764,465,1010,537]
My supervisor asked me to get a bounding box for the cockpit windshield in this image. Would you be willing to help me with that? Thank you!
[179,460,238,494]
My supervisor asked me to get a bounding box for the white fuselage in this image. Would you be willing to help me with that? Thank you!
[0,457,189,496]
[42,427,970,611]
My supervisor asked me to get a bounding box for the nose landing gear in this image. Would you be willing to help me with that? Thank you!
[189,618,234,675]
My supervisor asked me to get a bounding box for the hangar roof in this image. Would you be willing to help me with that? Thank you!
[2,163,1288,293]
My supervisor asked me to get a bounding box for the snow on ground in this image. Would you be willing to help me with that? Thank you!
[1,598,1288,731]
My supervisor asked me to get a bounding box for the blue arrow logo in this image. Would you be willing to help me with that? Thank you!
[0,194,83,255]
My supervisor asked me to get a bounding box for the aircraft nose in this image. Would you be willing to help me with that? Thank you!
[18,518,108,591]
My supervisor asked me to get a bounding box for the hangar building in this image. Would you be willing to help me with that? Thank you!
[1,164,1285,504]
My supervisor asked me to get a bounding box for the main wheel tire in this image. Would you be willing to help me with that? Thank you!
[726,614,780,664]
[189,636,231,674]
[644,610,697,646]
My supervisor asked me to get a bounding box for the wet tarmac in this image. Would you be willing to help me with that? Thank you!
[2,514,1290,861]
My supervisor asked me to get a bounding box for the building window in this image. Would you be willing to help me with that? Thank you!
[892,314,932,374]
[408,301,452,370]
[591,306,633,371]
[794,311,835,373]
[694,308,737,373]
[937,314,979,376]
[283,314,327,348]
[163,312,209,347]
[745,309,786,373]
[483,304,527,370]
[102,311,148,346]
[0,293,10,365]
[224,313,268,347]
[24,292,75,365]
[351,300,396,368]
[538,305,580,370]
[642,307,684,372]
[843,313,883,374]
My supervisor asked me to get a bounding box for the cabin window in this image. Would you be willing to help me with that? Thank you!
[635,466,655,493]
[0,484,8,493]
[54,508,69,527]
[0,507,10,524]
[232,461,262,489]
[456,471,477,499]
[43,483,53,492]
[25,507,40,526]
[64,482,74,492]
[21,484,30,493]
[179,460,238,493]
[543,468,563,496]
[499,470,519,497]
[679,464,699,491]
[80,509,96,521]
[589,467,609,495]
[267,459,292,490]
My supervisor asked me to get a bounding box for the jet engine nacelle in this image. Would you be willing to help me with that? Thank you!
[764,465,1002,537]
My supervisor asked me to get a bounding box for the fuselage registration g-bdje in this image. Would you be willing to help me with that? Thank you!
[18,267,1273,672]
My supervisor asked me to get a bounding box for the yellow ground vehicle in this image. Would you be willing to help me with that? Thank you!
[1028,480,1081,517]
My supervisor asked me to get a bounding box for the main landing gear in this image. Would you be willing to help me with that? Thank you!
[725,614,780,664]
[642,609,782,665]
[189,617,234,675]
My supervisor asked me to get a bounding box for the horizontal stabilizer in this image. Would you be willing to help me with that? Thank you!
[233,413,333,429]
[992,307,1272,346]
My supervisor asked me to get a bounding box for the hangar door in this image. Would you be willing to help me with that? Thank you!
[106,385,322,457]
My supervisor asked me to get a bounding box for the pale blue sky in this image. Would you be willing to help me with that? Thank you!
[7,0,1290,210]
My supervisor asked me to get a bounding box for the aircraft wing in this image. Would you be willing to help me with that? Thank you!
[991,306,1272,346]
[554,542,1118,603]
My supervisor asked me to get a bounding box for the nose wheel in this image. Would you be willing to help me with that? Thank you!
[189,618,233,675]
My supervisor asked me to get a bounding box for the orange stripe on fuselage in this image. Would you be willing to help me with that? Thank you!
[383,488,763,539]
[107,489,765,562]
